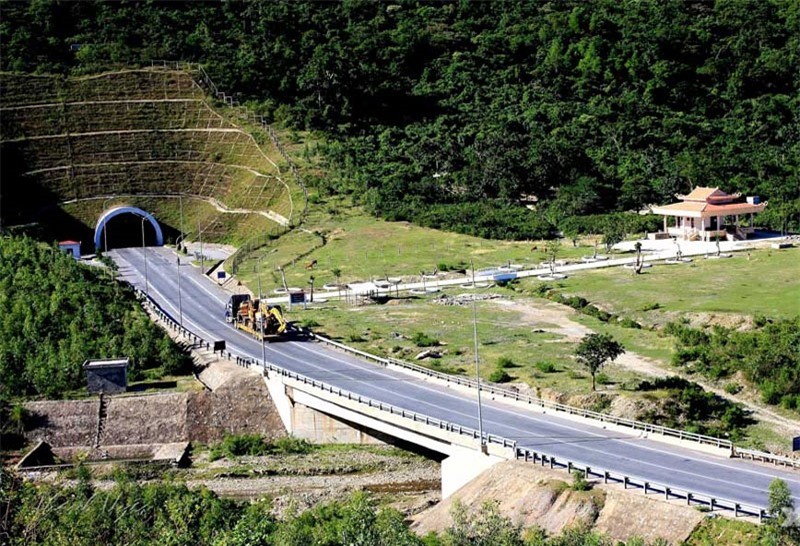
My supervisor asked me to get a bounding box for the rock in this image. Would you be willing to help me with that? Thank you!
[415,350,441,360]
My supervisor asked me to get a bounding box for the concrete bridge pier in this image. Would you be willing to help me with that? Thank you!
[263,371,505,498]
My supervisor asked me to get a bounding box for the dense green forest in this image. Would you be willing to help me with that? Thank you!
[1,468,781,546]
[0,236,190,398]
[1,0,798,238]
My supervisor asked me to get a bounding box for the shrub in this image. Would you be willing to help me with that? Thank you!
[640,302,661,312]
[273,436,313,454]
[535,361,558,373]
[571,470,590,491]
[488,368,512,383]
[595,372,612,385]
[496,357,516,369]
[581,305,611,322]
[347,333,366,343]
[411,332,439,347]
[724,382,742,395]
[619,317,641,329]
[215,434,269,458]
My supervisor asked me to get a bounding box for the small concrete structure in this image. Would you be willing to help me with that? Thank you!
[58,240,81,259]
[84,358,128,394]
[651,187,767,241]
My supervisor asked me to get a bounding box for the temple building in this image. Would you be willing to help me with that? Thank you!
[651,187,767,241]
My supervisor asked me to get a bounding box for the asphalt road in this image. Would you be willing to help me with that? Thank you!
[109,246,800,511]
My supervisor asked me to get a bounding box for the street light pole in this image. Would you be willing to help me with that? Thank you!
[176,237,184,328]
[472,296,486,453]
[140,216,149,297]
[197,219,205,275]
[257,257,267,369]
[176,194,185,328]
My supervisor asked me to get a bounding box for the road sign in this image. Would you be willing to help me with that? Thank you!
[217,271,226,280]
[793,436,800,452]
[213,340,226,353]
[289,291,306,304]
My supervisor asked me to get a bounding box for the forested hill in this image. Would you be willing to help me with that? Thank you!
[2,1,798,238]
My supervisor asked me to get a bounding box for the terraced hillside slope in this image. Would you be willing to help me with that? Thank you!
[0,68,302,247]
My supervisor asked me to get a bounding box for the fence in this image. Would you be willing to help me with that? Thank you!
[514,447,770,521]
[148,60,309,275]
[309,332,800,470]
[133,288,781,518]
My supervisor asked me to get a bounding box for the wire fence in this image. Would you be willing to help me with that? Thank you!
[147,60,309,274]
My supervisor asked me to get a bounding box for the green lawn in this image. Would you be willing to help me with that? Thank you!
[542,247,800,320]
[236,205,599,296]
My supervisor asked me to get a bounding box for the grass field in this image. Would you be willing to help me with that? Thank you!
[294,291,644,396]
[540,247,800,320]
[236,204,601,295]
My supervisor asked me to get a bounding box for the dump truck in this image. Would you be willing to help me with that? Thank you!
[225,294,289,340]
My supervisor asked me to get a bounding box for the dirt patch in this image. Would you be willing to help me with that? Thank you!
[411,462,602,537]
[594,488,704,543]
[492,299,591,341]
[412,460,705,544]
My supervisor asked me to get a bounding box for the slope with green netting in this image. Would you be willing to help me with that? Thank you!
[0,67,302,245]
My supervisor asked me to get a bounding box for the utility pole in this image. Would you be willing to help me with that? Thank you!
[176,194,184,327]
[257,258,267,369]
[140,216,149,297]
[197,220,205,275]
[472,296,486,453]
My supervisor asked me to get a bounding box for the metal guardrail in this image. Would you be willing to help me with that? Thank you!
[309,332,800,470]
[309,333,732,448]
[514,447,770,521]
[134,290,783,516]
[236,351,516,450]
[735,448,800,469]
[134,288,513,450]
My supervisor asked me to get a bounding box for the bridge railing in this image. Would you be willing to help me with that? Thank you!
[132,288,784,515]
[308,332,732,448]
[514,447,770,521]
[309,332,800,469]
[133,288,515,450]
[236,353,517,451]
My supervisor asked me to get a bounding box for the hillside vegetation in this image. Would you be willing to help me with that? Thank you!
[0,236,190,398]
[0,67,299,247]
[2,0,797,238]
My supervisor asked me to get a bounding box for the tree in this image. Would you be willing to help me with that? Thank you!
[602,220,626,254]
[574,333,625,391]
[764,478,799,545]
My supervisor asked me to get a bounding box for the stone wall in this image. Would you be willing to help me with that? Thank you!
[25,400,98,447]
[24,362,285,448]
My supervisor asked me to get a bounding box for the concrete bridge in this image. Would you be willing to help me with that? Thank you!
[109,246,800,519]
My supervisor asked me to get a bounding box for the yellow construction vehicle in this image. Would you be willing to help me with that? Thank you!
[226,295,289,340]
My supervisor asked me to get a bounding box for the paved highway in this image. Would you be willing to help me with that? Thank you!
[109,246,800,511]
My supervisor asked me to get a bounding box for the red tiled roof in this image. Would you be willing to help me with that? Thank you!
[59,240,81,245]
[677,187,723,201]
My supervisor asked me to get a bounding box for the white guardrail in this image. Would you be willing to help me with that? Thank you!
[309,332,800,470]
[134,291,786,520]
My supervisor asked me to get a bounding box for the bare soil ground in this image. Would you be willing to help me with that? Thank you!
[490,298,800,448]
[412,460,705,545]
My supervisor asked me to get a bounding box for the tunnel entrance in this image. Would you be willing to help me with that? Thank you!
[94,206,164,251]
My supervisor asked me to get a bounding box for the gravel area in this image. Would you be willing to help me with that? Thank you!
[188,446,441,516]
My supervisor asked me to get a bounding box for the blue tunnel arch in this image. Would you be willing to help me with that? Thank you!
[94,206,164,250]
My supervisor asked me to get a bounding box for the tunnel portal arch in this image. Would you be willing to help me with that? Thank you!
[94,206,164,250]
